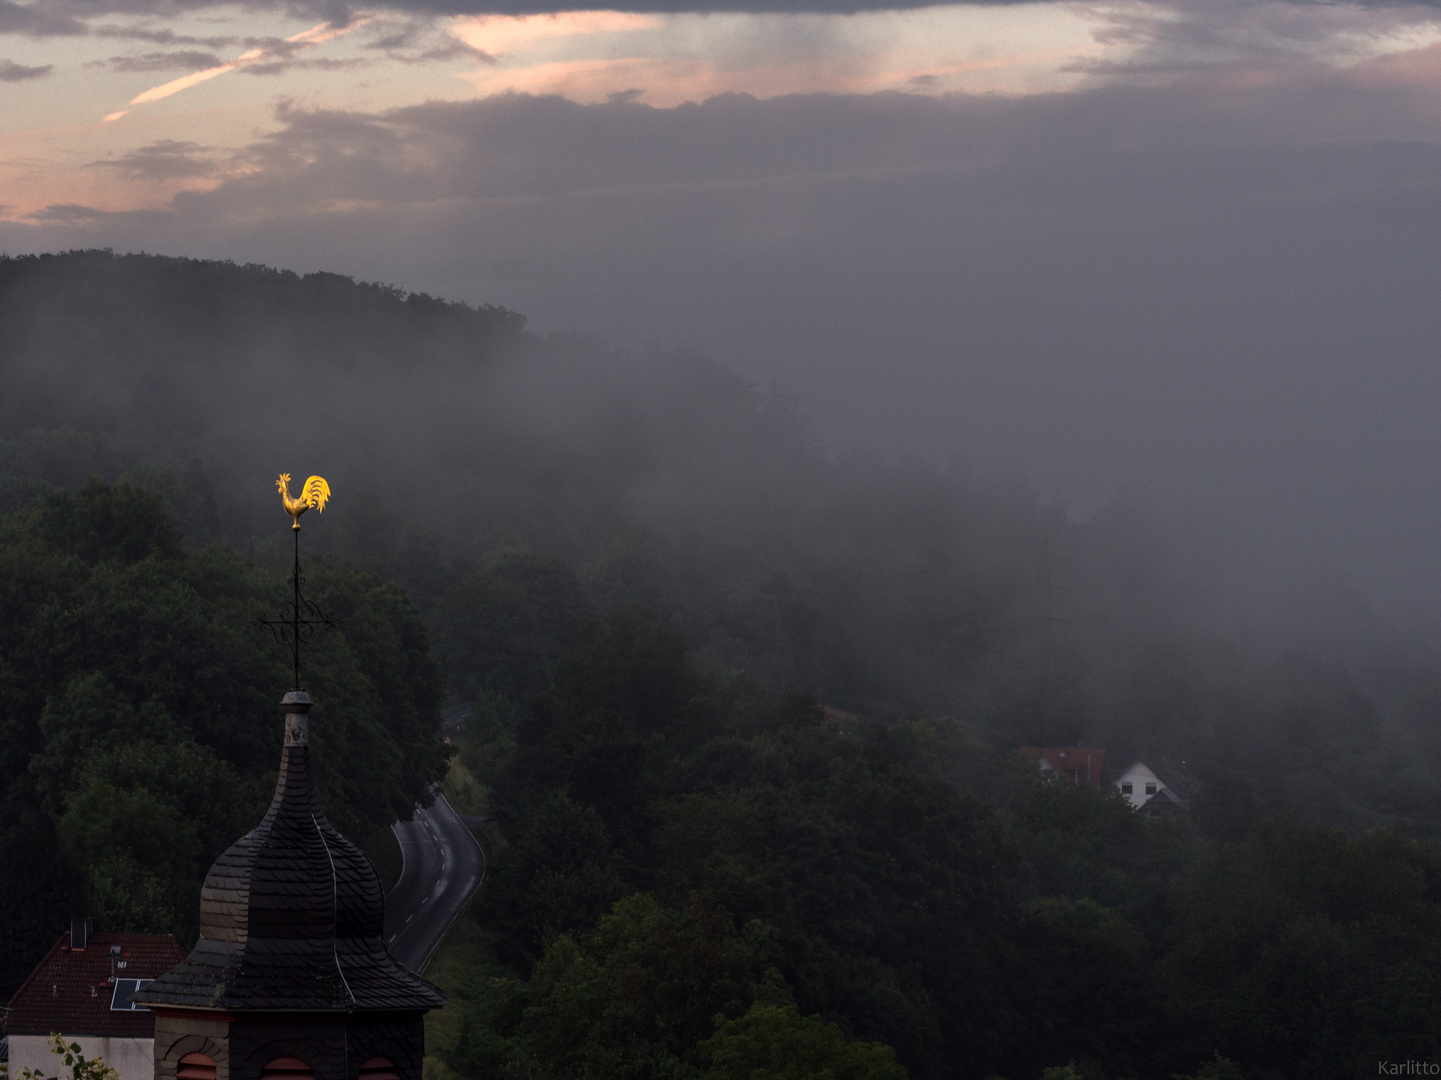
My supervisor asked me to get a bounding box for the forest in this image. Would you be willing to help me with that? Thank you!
[2,251,1441,1079]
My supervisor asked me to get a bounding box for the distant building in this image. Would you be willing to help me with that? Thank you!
[1113,754,1201,815]
[1019,747,1107,789]
[4,921,185,1080]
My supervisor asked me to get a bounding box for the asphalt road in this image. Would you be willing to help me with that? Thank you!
[383,704,485,975]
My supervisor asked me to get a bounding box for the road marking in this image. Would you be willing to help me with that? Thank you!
[384,785,486,974]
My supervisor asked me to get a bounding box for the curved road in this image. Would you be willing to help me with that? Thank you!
[383,704,485,974]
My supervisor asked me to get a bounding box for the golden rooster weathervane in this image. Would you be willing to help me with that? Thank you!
[277,472,331,530]
[261,472,336,690]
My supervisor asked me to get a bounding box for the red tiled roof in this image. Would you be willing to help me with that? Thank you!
[1019,746,1107,788]
[5,933,185,1039]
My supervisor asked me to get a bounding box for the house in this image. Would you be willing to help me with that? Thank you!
[1019,746,1107,789]
[4,920,185,1080]
[1113,754,1201,814]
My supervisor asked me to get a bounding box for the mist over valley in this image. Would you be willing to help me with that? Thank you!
[3,249,1441,1078]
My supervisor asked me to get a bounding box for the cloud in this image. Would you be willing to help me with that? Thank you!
[24,203,108,222]
[453,9,667,51]
[297,0,1441,16]
[104,19,365,119]
[1,0,1439,37]
[0,56,51,78]
[31,61,1441,221]
[0,0,84,36]
[239,55,370,73]
[93,24,240,47]
[125,63,236,105]
[1072,0,1441,81]
[412,35,497,62]
[0,0,1008,26]
[443,6,1113,103]
[84,139,221,179]
[102,49,224,70]
[356,14,495,59]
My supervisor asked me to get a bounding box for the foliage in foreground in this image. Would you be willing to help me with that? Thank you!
[1,1026,122,1078]
[1,1034,121,1080]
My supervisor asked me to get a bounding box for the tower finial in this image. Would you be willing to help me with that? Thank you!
[278,472,331,531]
[260,473,336,690]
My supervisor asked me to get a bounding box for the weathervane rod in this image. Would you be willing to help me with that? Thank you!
[260,472,335,691]
[292,526,301,689]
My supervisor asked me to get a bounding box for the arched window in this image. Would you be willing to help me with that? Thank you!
[261,1058,314,1080]
[177,1055,216,1080]
[359,1058,399,1080]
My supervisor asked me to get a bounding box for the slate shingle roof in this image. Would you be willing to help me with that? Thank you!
[6,933,185,1038]
[1138,754,1201,801]
[134,693,445,1015]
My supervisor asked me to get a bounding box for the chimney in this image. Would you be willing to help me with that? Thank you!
[70,918,93,950]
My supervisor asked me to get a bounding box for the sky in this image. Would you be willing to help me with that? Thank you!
[6,0,1441,620]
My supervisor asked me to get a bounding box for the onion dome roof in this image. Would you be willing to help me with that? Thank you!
[135,692,446,1014]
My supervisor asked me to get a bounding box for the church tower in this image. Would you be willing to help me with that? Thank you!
[134,691,445,1080]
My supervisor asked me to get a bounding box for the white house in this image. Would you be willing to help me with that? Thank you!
[3,921,184,1080]
[1113,755,1201,815]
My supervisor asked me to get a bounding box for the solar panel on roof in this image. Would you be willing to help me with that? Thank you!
[109,979,153,1011]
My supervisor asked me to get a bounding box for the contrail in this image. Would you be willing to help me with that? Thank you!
[103,20,364,122]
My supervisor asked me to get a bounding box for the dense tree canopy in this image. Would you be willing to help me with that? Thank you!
[429,606,1441,1080]
[446,610,1027,1080]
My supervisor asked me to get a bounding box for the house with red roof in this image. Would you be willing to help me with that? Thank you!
[1019,746,1107,789]
[4,920,185,1080]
